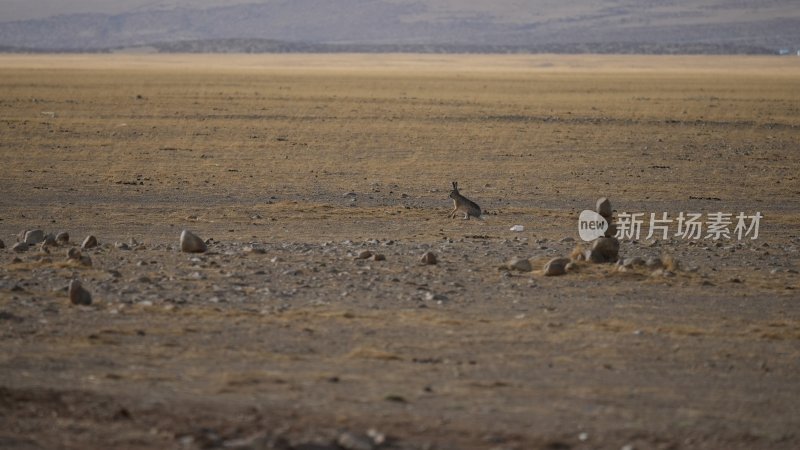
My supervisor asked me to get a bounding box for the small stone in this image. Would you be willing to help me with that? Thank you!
[504,257,532,272]
[596,197,612,217]
[559,237,575,243]
[0,239,4,249]
[370,253,386,261]
[509,225,525,232]
[622,257,645,268]
[12,242,29,253]
[337,431,375,450]
[115,242,130,250]
[23,229,45,245]
[67,248,81,260]
[356,250,373,260]
[82,235,98,249]
[68,279,92,306]
[55,232,69,244]
[565,262,577,272]
[645,257,663,269]
[420,251,437,265]
[543,257,571,276]
[180,230,207,253]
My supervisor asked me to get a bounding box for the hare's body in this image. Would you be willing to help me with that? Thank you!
[449,182,481,220]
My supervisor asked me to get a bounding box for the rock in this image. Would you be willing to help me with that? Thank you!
[370,253,386,261]
[115,242,130,250]
[180,230,207,253]
[559,237,575,243]
[67,248,81,260]
[589,237,619,263]
[82,235,98,249]
[337,432,375,450]
[55,232,69,244]
[596,197,612,218]
[42,234,57,247]
[0,239,4,248]
[356,250,373,260]
[509,225,525,232]
[12,242,29,253]
[621,257,645,268]
[645,257,663,269]
[543,257,571,276]
[420,251,437,265]
[67,248,92,266]
[68,280,92,305]
[565,262,578,272]
[23,229,45,245]
[504,257,532,272]
[605,222,617,238]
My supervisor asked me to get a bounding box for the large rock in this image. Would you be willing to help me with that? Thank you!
[543,257,571,276]
[12,242,29,253]
[55,232,70,245]
[180,230,207,253]
[68,280,92,306]
[23,229,45,245]
[589,237,620,263]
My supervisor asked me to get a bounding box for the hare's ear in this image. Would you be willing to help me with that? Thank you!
[452,181,458,189]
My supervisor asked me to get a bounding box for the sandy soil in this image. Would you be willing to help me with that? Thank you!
[0,54,799,450]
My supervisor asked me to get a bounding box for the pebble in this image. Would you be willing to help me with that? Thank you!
[55,232,69,244]
[82,235,98,249]
[337,432,375,450]
[559,237,575,243]
[645,257,663,269]
[420,251,437,265]
[23,229,45,245]
[543,257,571,276]
[370,253,386,261]
[68,279,92,305]
[0,239,4,249]
[180,230,207,253]
[504,257,532,272]
[621,256,645,268]
[115,242,130,250]
[43,234,57,247]
[509,225,525,232]
[12,242,29,253]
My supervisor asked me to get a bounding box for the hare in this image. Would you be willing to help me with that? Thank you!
[449,181,482,220]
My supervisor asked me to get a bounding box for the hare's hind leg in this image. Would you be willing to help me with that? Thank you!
[449,207,457,218]
[463,212,470,220]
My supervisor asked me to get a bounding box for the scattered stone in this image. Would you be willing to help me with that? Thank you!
[115,242,130,250]
[621,257,645,268]
[420,251,437,265]
[11,242,29,253]
[503,257,532,272]
[82,235,98,249]
[565,262,577,272]
[356,250,373,260]
[55,232,69,244]
[42,234,57,247]
[337,431,375,450]
[180,230,207,253]
[370,253,386,261]
[596,197,612,218]
[243,245,266,254]
[559,237,575,243]
[589,237,619,263]
[645,257,663,269]
[68,279,92,305]
[543,257,571,276]
[509,225,525,232]
[23,229,45,245]
[0,239,4,249]
[67,248,81,260]
[67,248,92,266]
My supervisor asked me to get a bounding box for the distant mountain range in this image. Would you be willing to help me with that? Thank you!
[1,0,798,54]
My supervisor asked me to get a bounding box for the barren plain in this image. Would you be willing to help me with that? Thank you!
[0,54,799,450]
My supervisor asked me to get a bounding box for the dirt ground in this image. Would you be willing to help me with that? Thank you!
[0,54,799,450]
